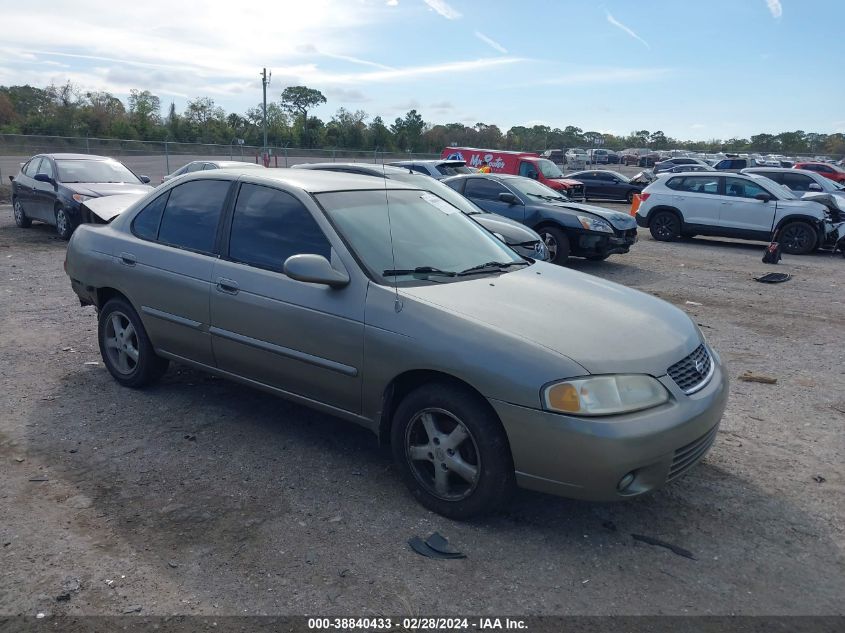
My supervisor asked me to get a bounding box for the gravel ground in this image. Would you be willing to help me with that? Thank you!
[0,203,843,618]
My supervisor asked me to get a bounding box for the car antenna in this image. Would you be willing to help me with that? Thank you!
[379,148,402,312]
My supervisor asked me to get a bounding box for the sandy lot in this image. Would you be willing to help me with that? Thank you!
[0,203,843,618]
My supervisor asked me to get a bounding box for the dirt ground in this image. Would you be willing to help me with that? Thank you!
[0,203,843,618]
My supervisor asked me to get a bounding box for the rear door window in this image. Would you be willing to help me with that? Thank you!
[724,177,769,199]
[666,176,720,194]
[157,180,230,254]
[780,173,813,192]
[464,178,509,200]
[228,184,331,273]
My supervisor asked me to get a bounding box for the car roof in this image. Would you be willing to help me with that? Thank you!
[391,159,465,166]
[292,162,412,176]
[183,166,420,193]
[211,160,265,168]
[41,153,118,161]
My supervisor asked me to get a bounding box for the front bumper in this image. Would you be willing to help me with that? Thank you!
[575,228,637,256]
[489,358,729,501]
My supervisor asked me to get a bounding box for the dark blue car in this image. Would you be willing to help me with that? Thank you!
[443,174,637,264]
[11,153,152,239]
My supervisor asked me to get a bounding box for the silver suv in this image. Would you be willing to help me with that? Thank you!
[65,168,727,518]
[636,172,829,254]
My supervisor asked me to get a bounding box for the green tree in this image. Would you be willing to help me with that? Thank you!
[280,86,327,148]
[128,89,161,138]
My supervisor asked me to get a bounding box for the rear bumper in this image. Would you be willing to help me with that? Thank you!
[635,213,649,228]
[489,359,729,501]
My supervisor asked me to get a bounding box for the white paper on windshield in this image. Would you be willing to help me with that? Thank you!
[419,192,457,215]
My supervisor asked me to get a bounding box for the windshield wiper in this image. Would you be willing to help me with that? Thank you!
[457,261,528,276]
[383,266,457,278]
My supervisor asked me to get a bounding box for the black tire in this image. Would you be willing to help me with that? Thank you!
[649,211,681,241]
[778,221,817,255]
[537,225,571,265]
[391,382,515,519]
[626,190,635,204]
[55,206,74,240]
[98,297,169,388]
[13,198,32,228]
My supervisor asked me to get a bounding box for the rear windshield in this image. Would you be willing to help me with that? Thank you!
[56,159,141,184]
[436,164,472,176]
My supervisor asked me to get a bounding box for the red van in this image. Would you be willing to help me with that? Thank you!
[441,147,584,199]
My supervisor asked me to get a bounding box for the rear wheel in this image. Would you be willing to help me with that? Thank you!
[98,298,169,388]
[55,206,74,240]
[649,211,681,241]
[626,190,635,204]
[13,199,32,228]
[779,221,817,255]
[391,382,515,519]
[538,225,571,265]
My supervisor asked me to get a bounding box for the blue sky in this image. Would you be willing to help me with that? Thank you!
[1,0,843,140]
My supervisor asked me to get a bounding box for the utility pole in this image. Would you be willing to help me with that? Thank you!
[261,67,271,152]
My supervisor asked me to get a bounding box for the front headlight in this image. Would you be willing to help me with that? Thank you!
[577,215,613,233]
[72,193,93,203]
[543,375,669,417]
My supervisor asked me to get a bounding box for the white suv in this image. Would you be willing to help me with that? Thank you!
[636,172,829,254]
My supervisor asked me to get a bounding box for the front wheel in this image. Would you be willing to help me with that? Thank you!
[55,206,74,240]
[391,383,515,519]
[626,190,635,204]
[649,211,681,241]
[98,298,169,388]
[779,221,817,255]
[538,225,571,265]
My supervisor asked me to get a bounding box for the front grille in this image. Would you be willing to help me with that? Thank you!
[667,344,712,394]
[567,184,585,199]
[668,424,719,481]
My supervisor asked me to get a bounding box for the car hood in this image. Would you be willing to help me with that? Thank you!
[80,193,146,222]
[542,201,638,230]
[400,263,700,376]
[65,182,154,198]
[547,177,583,187]
[471,213,542,244]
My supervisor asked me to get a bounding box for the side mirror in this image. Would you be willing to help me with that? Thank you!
[755,192,773,202]
[808,183,822,191]
[34,173,54,184]
[498,192,517,204]
[283,254,350,288]
[140,175,151,184]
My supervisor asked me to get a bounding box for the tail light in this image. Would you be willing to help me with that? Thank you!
[639,193,651,201]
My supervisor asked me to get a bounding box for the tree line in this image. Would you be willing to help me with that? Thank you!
[1,82,843,156]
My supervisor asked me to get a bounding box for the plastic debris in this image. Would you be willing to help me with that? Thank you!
[632,534,696,560]
[408,532,466,559]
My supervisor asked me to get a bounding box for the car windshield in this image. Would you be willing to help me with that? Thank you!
[537,159,564,178]
[508,177,568,201]
[316,189,524,285]
[56,159,141,184]
[388,172,486,215]
[436,163,472,176]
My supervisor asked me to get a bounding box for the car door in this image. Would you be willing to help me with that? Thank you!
[15,158,41,216]
[116,179,231,367]
[463,177,525,223]
[666,175,722,227]
[209,181,365,414]
[32,157,58,222]
[718,176,777,236]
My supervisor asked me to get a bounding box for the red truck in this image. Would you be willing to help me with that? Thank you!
[441,147,584,199]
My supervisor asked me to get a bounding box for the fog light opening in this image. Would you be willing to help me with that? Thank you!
[617,472,636,492]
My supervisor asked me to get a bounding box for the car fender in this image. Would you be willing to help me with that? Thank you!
[773,212,825,236]
[526,206,582,230]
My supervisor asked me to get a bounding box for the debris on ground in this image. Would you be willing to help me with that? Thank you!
[631,534,696,560]
[123,605,142,614]
[183,434,196,441]
[28,476,49,482]
[754,272,791,283]
[812,475,826,484]
[408,532,466,559]
[685,301,703,306]
[168,560,179,568]
[55,593,70,602]
[739,372,778,385]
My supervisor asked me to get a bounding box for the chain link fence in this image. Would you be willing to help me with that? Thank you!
[0,134,441,185]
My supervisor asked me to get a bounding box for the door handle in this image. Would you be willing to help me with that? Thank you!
[119,252,136,266]
[216,278,239,294]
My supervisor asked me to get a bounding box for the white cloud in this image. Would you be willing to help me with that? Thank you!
[314,57,525,85]
[765,0,783,18]
[324,88,371,103]
[386,0,399,5]
[605,11,650,49]
[533,67,671,86]
[474,31,507,54]
[423,0,461,20]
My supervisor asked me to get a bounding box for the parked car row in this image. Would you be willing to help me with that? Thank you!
[61,165,728,518]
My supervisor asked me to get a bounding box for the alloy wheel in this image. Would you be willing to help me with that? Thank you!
[781,224,813,253]
[14,201,25,225]
[653,215,676,239]
[103,311,140,375]
[56,209,69,237]
[540,232,558,259]
[405,407,481,502]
